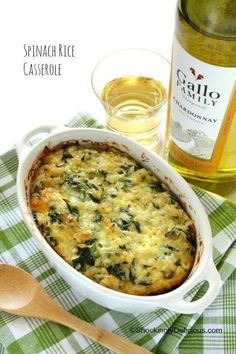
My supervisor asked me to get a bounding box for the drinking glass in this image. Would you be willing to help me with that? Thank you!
[91,48,170,152]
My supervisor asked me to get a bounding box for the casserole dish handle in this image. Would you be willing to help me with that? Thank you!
[162,263,222,314]
[16,125,63,161]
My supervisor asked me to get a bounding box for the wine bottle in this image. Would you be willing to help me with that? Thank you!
[165,0,236,193]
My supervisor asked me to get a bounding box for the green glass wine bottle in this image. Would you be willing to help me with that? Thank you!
[165,0,236,195]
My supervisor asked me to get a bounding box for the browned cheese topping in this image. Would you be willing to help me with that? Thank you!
[29,143,196,295]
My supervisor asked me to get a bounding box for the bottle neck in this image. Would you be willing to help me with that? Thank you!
[179,0,236,40]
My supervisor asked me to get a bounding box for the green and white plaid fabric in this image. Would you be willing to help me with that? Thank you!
[0,112,235,354]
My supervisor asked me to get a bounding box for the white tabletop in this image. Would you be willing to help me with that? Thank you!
[0,0,176,154]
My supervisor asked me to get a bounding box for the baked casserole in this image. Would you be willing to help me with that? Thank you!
[29,142,196,295]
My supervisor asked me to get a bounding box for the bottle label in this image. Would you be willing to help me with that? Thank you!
[169,37,236,172]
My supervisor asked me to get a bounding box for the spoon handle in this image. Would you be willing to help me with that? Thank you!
[55,308,151,354]
[19,286,150,354]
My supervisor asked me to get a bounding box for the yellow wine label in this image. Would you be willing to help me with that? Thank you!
[169,37,236,172]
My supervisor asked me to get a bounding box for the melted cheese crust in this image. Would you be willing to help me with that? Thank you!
[29,143,196,295]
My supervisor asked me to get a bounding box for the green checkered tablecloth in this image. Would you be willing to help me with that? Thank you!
[0,113,236,354]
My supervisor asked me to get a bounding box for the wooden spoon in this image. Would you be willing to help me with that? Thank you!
[0,264,150,354]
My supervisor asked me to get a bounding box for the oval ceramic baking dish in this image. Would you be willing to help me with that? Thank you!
[16,125,222,314]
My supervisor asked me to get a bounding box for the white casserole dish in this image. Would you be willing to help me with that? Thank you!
[16,125,222,314]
